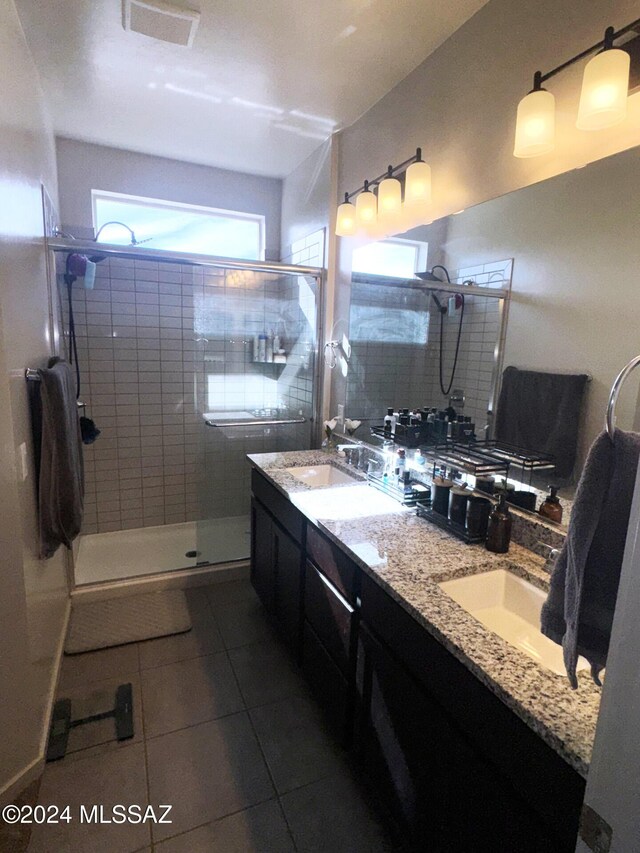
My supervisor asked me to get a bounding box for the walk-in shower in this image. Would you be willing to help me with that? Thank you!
[50,239,323,586]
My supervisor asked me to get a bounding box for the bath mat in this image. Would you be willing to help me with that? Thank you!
[65,590,192,654]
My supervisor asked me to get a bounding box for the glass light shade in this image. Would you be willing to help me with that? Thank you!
[404,160,432,206]
[513,88,555,158]
[377,176,402,227]
[576,48,630,130]
[355,190,377,230]
[335,200,356,237]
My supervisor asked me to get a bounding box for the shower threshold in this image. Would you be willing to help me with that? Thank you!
[74,517,250,586]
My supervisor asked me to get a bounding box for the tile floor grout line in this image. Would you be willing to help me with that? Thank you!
[144,793,280,847]
[221,627,300,852]
[137,643,154,853]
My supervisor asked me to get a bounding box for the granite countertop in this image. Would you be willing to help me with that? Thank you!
[248,448,601,778]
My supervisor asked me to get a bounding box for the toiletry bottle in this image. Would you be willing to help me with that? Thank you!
[448,485,469,526]
[384,408,395,436]
[539,486,563,523]
[485,495,513,553]
[395,448,406,481]
[258,334,267,362]
[432,471,453,516]
[266,331,274,363]
[475,474,495,495]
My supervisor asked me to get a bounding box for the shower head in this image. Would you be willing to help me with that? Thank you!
[65,252,106,290]
[416,264,452,283]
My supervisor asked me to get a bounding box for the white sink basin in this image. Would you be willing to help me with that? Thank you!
[438,569,588,677]
[285,464,358,487]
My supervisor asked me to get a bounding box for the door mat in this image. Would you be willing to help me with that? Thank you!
[65,590,192,653]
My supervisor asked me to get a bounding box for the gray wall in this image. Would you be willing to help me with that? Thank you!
[56,138,283,261]
[0,0,68,802]
[331,0,640,419]
[280,139,332,263]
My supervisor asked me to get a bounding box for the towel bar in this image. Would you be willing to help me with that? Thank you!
[606,355,640,440]
[25,369,86,408]
[206,418,306,427]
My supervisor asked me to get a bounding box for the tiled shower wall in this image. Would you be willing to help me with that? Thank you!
[60,258,317,533]
[423,294,502,431]
[347,261,508,433]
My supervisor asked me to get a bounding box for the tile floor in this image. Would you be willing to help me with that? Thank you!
[26,580,394,852]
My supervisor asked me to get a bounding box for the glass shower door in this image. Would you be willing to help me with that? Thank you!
[194,265,319,565]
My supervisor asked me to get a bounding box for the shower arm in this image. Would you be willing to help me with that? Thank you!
[94,221,151,246]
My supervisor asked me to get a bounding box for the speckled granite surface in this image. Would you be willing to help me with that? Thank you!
[248,449,600,778]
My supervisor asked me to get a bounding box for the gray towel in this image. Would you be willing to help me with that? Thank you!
[495,366,589,477]
[541,429,640,687]
[38,359,84,558]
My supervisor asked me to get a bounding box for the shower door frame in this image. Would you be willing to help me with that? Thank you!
[47,238,326,447]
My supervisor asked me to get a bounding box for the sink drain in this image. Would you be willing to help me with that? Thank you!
[185,550,199,558]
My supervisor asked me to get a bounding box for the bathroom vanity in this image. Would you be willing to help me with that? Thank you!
[249,449,600,852]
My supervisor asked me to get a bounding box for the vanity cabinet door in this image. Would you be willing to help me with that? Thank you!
[272,521,303,654]
[356,623,562,853]
[302,620,350,744]
[251,498,275,613]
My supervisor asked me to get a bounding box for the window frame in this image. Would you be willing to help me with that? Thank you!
[91,188,266,261]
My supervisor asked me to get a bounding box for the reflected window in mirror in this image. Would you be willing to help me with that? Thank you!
[352,238,428,278]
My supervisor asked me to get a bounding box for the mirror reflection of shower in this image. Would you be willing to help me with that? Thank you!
[93,220,153,246]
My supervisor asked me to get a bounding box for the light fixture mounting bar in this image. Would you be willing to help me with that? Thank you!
[534,16,640,87]
[342,148,423,202]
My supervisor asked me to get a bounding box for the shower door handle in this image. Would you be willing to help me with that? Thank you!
[206,418,306,427]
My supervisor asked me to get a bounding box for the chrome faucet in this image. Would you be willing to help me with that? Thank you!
[337,442,365,470]
[537,542,561,573]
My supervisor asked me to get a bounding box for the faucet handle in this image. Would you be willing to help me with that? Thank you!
[536,541,561,569]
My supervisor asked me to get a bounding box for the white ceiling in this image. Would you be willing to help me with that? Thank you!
[17,0,487,178]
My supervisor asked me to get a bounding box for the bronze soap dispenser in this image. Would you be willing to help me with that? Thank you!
[485,494,512,554]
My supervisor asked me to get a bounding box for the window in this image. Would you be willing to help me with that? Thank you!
[92,190,265,260]
[351,238,427,278]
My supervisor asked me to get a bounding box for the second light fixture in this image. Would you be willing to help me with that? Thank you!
[335,148,432,238]
[513,21,636,158]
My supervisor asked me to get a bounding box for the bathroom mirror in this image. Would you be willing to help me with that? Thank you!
[344,143,640,515]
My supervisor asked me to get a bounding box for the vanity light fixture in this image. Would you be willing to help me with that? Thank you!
[513,18,639,158]
[334,148,432,238]
[355,181,377,229]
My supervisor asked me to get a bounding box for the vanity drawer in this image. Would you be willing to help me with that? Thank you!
[306,525,359,604]
[304,560,356,676]
[302,620,350,742]
[251,469,305,544]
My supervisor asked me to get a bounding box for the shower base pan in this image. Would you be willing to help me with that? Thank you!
[74,517,250,585]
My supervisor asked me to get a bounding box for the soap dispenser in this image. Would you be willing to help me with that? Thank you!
[539,486,563,524]
[485,495,512,553]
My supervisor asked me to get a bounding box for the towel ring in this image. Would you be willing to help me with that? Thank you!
[606,355,640,440]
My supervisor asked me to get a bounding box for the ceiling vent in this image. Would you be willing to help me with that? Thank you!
[122,0,200,48]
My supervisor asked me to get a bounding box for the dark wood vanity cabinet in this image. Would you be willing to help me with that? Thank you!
[357,571,585,852]
[250,468,585,852]
[250,471,305,654]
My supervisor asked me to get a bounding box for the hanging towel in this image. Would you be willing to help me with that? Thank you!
[495,366,589,477]
[38,358,84,558]
[541,429,640,687]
